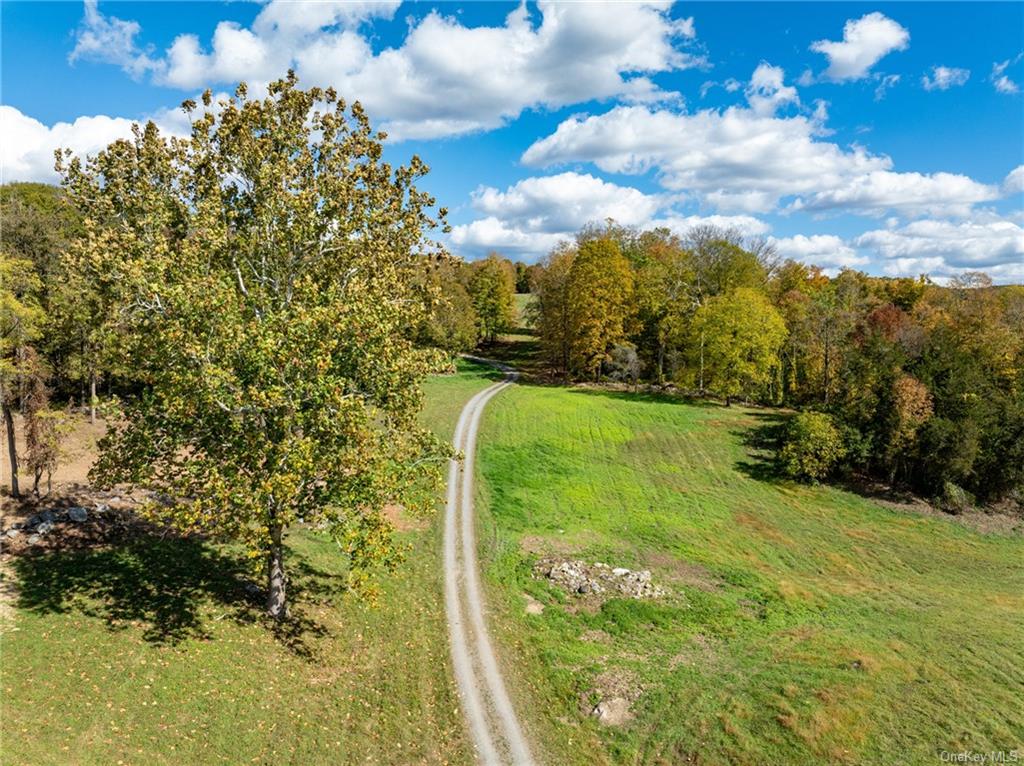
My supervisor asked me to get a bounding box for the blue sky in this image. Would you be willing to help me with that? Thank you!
[2,1,1023,281]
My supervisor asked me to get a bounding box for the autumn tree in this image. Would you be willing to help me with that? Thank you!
[532,244,575,375]
[692,287,787,405]
[59,74,450,619]
[467,253,515,343]
[414,255,479,355]
[567,237,635,379]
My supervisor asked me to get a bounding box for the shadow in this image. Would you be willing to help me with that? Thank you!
[10,531,334,657]
[731,410,792,484]
[11,534,257,645]
[565,385,729,411]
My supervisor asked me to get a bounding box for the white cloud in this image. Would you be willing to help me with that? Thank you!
[921,65,970,91]
[0,104,188,184]
[790,170,998,218]
[855,216,1024,282]
[68,0,158,78]
[1004,165,1024,195]
[745,63,799,116]
[991,56,1022,94]
[810,12,909,82]
[470,172,663,232]
[873,73,900,101]
[521,103,1000,218]
[447,171,772,261]
[651,213,771,239]
[771,233,867,272]
[86,0,702,140]
[450,171,665,258]
[449,217,570,258]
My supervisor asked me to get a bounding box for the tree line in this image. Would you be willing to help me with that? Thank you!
[1,76,1020,622]
[527,223,1024,508]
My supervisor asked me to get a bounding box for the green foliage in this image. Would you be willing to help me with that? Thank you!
[567,237,635,378]
[59,74,450,616]
[692,287,787,403]
[467,253,515,342]
[779,411,846,482]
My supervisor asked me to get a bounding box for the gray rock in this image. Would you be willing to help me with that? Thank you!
[25,514,41,528]
[612,567,631,576]
[68,507,89,522]
[36,521,54,535]
[39,510,56,524]
[592,697,633,726]
[93,503,110,514]
[5,528,20,538]
[27,534,41,545]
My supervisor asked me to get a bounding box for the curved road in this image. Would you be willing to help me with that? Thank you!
[444,363,535,765]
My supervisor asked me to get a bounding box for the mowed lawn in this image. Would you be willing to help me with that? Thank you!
[475,384,1024,766]
[0,359,501,766]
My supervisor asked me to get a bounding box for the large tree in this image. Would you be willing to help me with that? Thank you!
[0,252,44,497]
[467,253,515,343]
[59,74,450,619]
[567,237,635,379]
[692,287,787,405]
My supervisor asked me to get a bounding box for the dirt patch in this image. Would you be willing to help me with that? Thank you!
[669,633,719,670]
[523,593,545,615]
[381,503,427,532]
[581,667,643,727]
[646,551,724,592]
[579,629,612,644]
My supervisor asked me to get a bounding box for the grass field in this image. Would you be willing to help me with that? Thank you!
[0,359,500,766]
[474,383,1024,765]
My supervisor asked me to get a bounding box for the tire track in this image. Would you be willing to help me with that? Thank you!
[444,363,534,765]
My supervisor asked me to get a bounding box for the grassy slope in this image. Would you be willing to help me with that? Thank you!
[475,384,1024,765]
[1,359,499,766]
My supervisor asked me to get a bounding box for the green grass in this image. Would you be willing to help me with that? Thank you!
[474,384,1024,765]
[0,358,498,766]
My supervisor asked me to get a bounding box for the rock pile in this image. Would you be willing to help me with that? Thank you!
[2,505,99,545]
[535,559,666,599]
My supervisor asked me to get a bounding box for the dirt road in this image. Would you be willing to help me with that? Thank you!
[444,364,534,765]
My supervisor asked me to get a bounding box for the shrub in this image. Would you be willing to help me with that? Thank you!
[779,412,846,482]
[938,481,974,515]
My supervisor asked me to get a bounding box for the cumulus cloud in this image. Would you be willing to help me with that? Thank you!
[855,216,1024,282]
[991,55,1022,94]
[447,171,775,261]
[521,102,1000,218]
[1004,165,1024,195]
[771,233,867,272]
[68,0,158,78]
[809,12,909,82]
[0,104,188,183]
[77,0,702,140]
[921,65,970,91]
[745,63,799,116]
[450,171,664,258]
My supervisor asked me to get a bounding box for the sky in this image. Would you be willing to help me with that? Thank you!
[2,1,1023,282]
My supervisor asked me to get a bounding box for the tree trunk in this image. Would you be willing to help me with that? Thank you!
[89,371,97,425]
[266,524,287,620]
[657,342,665,386]
[2,400,19,498]
[698,331,705,392]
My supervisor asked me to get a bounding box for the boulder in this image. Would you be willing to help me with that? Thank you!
[5,528,20,539]
[68,507,89,523]
[592,697,633,726]
[27,534,41,545]
[35,521,54,535]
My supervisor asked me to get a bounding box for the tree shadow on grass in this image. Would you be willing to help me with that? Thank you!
[10,533,334,659]
[732,411,792,484]
[565,385,729,411]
